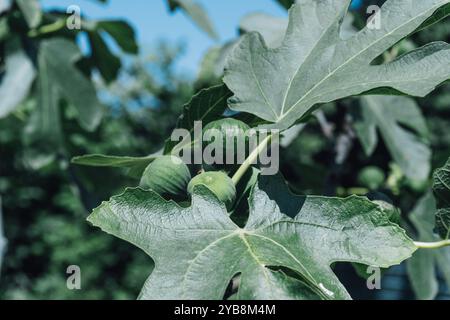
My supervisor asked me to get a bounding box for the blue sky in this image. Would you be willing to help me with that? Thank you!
[41,0,289,77]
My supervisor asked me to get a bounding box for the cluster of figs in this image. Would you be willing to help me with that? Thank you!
[139,118,251,210]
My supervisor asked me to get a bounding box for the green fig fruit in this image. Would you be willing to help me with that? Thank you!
[358,166,385,190]
[140,156,191,196]
[405,178,429,194]
[202,118,251,166]
[187,171,236,210]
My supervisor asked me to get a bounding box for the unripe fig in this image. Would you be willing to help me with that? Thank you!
[140,156,191,196]
[202,118,251,165]
[187,171,236,210]
[405,178,429,194]
[358,166,385,190]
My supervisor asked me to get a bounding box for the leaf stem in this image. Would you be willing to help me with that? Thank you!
[28,19,67,37]
[231,134,272,186]
[414,240,450,249]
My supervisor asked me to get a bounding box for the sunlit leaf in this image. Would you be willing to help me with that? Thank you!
[88,174,415,300]
[352,96,431,181]
[224,0,450,131]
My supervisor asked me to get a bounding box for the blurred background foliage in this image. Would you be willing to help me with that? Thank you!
[0,0,449,299]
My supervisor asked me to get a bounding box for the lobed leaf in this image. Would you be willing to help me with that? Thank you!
[28,38,104,145]
[406,192,450,299]
[224,0,450,131]
[352,96,431,181]
[88,174,416,300]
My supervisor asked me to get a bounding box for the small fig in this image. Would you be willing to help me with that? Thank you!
[187,171,236,209]
[202,118,251,166]
[405,178,429,194]
[358,166,385,190]
[140,156,191,196]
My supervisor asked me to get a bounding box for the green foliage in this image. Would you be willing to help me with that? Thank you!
[433,158,450,239]
[224,0,450,131]
[16,0,42,28]
[0,38,35,118]
[352,96,431,181]
[0,196,5,276]
[167,0,218,39]
[2,0,450,301]
[72,154,159,179]
[89,174,415,300]
[75,0,450,300]
[164,85,232,153]
[407,192,450,299]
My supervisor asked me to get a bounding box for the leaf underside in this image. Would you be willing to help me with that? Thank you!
[28,38,103,146]
[0,38,35,118]
[352,96,430,181]
[224,0,450,131]
[406,192,450,299]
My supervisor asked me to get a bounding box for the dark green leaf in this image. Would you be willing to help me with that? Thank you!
[416,3,450,32]
[433,158,450,239]
[275,0,295,10]
[96,20,139,54]
[0,196,6,276]
[164,85,231,153]
[87,31,121,83]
